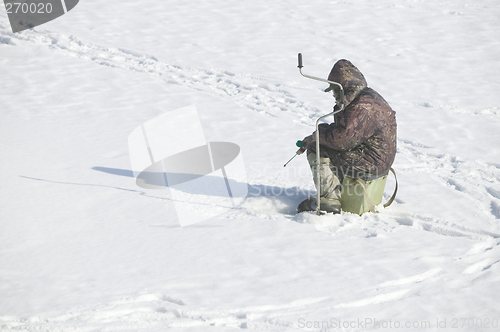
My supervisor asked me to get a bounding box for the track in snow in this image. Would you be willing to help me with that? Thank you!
[0,22,322,124]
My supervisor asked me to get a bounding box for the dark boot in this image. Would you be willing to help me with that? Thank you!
[297,197,314,213]
[297,197,340,214]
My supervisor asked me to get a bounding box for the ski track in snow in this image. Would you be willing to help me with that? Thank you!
[397,138,500,225]
[3,237,500,331]
[334,289,411,309]
[0,292,327,331]
[0,22,322,124]
[3,238,500,331]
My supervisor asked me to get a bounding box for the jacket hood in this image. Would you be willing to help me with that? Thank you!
[327,59,367,106]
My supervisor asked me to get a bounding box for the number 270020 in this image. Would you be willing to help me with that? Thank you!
[5,2,53,14]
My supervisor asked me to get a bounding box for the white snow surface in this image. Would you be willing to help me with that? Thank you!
[1,0,500,331]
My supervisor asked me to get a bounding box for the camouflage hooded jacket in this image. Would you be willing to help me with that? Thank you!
[308,59,397,180]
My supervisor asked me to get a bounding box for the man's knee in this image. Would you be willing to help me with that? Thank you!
[306,152,331,167]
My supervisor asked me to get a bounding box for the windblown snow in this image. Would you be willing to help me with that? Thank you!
[1,0,499,331]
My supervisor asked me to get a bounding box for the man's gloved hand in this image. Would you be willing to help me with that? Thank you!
[301,134,315,150]
[301,124,329,151]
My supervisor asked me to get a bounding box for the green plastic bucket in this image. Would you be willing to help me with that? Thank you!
[340,175,388,215]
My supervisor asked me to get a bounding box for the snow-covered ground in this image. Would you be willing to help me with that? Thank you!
[1,0,500,331]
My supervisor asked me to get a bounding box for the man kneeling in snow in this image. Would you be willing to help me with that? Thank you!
[299,59,397,213]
